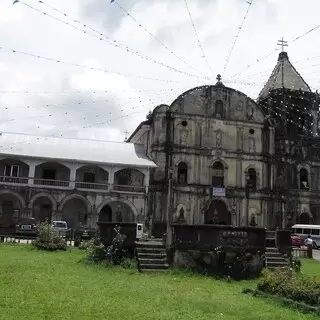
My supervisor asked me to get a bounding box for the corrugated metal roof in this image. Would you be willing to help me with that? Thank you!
[259,52,311,99]
[0,132,156,167]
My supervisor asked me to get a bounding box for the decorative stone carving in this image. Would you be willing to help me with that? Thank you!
[248,138,255,152]
[216,131,223,148]
[180,129,189,145]
[247,105,254,120]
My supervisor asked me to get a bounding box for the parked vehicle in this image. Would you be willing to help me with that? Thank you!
[73,225,96,246]
[15,218,38,238]
[291,234,304,247]
[291,224,320,249]
[52,221,69,238]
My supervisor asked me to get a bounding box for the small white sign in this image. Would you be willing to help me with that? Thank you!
[212,187,226,197]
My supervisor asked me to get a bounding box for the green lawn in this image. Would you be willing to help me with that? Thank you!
[0,245,319,320]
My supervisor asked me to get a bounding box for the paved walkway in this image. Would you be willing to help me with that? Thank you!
[313,250,320,262]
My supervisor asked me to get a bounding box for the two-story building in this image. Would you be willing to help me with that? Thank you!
[0,132,156,234]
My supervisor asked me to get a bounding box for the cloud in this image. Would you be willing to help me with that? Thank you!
[0,0,319,142]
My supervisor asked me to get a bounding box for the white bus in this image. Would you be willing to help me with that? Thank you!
[291,224,320,249]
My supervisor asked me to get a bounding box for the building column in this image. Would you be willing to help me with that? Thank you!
[109,167,115,191]
[28,163,36,185]
[88,212,99,229]
[69,164,77,188]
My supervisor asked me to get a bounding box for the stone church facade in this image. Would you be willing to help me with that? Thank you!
[128,51,320,231]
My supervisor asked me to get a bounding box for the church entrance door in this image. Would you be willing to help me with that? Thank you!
[205,200,231,225]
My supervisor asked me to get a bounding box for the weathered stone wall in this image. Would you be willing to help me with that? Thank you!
[173,249,264,279]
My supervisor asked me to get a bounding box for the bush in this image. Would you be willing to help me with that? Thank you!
[33,222,67,251]
[289,256,302,273]
[85,237,106,262]
[78,241,90,250]
[105,225,127,265]
[258,268,320,306]
[85,226,128,265]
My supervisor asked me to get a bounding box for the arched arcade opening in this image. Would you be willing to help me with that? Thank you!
[99,201,135,223]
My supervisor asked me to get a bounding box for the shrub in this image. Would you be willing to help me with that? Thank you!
[289,256,302,273]
[33,222,67,251]
[258,268,320,306]
[85,226,128,265]
[78,241,90,250]
[105,225,127,265]
[85,237,106,262]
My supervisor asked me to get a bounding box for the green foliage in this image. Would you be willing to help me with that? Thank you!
[290,256,302,272]
[105,225,127,265]
[32,221,67,251]
[120,258,137,269]
[85,237,106,262]
[78,241,90,250]
[85,226,128,265]
[1,246,320,320]
[258,268,320,307]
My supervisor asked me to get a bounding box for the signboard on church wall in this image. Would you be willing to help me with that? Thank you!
[212,187,226,197]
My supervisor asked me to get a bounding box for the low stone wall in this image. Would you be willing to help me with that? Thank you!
[173,249,264,280]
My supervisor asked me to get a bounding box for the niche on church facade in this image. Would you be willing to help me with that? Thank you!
[175,204,187,223]
[214,100,225,119]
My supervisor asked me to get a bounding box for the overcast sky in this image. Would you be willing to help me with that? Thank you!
[0,0,320,142]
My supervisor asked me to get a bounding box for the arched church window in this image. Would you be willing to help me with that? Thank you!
[214,100,224,119]
[177,162,188,185]
[212,162,224,187]
[299,168,309,190]
[247,168,257,190]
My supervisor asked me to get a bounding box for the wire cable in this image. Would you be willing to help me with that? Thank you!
[0,45,194,84]
[17,1,207,81]
[109,0,208,79]
[222,0,254,77]
[183,0,214,78]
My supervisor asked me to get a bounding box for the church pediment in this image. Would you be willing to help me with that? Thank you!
[169,85,265,123]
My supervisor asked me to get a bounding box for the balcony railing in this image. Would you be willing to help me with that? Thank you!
[0,176,146,193]
[33,178,70,187]
[112,184,145,193]
[75,181,109,190]
[0,176,29,184]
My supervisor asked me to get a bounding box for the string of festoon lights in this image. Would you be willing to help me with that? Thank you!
[0,90,183,111]
[13,0,208,81]
[107,0,208,79]
[0,45,199,84]
[222,0,254,78]
[228,22,320,81]
[183,0,214,78]
[0,87,192,95]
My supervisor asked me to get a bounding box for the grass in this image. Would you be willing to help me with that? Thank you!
[0,245,319,320]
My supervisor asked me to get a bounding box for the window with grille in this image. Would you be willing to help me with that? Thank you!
[300,168,309,190]
[177,162,188,185]
[247,168,257,190]
[4,165,19,177]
